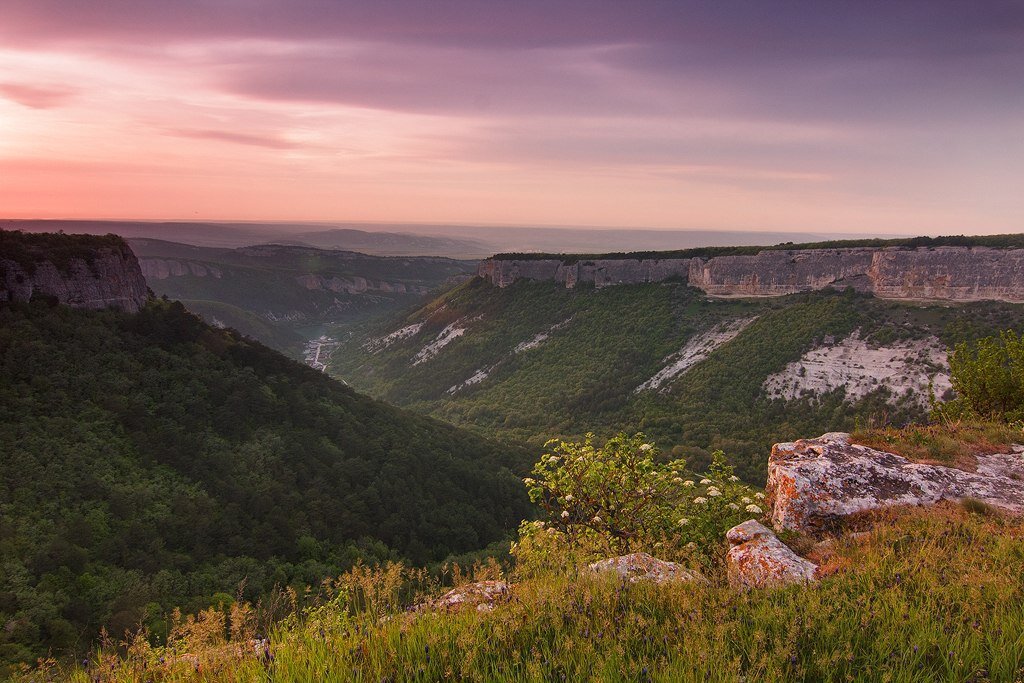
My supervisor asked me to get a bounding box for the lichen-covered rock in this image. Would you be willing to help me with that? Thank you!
[430,580,510,612]
[767,433,1024,532]
[587,552,705,584]
[725,520,818,589]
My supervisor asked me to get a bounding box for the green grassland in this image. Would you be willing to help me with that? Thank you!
[333,279,1024,481]
[46,504,1024,683]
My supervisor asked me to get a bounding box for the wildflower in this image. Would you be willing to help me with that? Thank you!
[639,443,653,452]
[693,497,708,504]
[741,497,752,504]
[745,504,763,514]
[729,475,740,482]
[755,492,766,500]
[683,480,695,487]
[523,478,535,485]
[727,503,739,511]
[561,510,570,519]
[564,494,574,502]
[549,456,561,463]
[536,521,545,529]
[678,518,689,526]
[700,478,712,485]
[707,486,722,497]
[672,476,684,483]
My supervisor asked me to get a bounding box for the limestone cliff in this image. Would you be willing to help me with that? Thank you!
[479,246,1024,302]
[0,231,149,312]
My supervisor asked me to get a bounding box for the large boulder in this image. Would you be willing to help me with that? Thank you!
[726,520,818,589]
[588,552,706,584]
[767,432,1024,532]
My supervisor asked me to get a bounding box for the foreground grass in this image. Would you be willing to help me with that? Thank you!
[851,421,1023,470]
[27,506,1024,682]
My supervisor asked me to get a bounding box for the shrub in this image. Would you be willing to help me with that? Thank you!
[933,330,1024,422]
[513,433,762,572]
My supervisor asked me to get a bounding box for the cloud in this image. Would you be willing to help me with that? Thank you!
[165,128,306,150]
[0,82,77,108]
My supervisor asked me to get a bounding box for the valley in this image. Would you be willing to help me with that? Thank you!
[332,276,1024,481]
[129,238,476,357]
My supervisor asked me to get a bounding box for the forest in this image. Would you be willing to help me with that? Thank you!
[0,298,531,669]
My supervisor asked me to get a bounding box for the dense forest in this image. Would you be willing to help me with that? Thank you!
[0,298,531,669]
[332,279,1024,481]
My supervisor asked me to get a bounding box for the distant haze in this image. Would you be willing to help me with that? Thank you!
[1,219,908,259]
[0,2,1021,234]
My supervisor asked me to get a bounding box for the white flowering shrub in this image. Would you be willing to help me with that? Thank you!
[512,433,763,571]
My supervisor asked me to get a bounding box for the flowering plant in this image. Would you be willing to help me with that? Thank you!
[513,433,764,570]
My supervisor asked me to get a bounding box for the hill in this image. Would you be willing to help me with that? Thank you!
[129,239,476,355]
[331,277,1024,481]
[0,297,531,670]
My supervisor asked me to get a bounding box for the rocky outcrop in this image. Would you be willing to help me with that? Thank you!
[1,235,149,313]
[587,553,706,584]
[478,246,1024,303]
[428,580,511,612]
[725,520,819,589]
[140,258,222,279]
[295,273,428,295]
[478,258,691,289]
[766,433,1024,532]
[688,249,874,297]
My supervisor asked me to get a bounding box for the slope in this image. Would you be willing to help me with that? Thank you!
[332,278,1024,481]
[0,298,531,668]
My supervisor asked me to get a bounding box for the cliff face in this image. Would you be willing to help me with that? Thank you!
[1,233,149,312]
[479,246,1024,302]
[140,258,223,279]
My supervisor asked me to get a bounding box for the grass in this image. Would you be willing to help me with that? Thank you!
[27,505,1024,682]
[851,421,1023,470]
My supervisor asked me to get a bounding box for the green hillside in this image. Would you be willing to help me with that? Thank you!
[0,298,531,669]
[129,239,476,355]
[332,278,1024,481]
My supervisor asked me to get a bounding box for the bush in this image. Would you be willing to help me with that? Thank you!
[933,330,1024,422]
[513,433,763,572]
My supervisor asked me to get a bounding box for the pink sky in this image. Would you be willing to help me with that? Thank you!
[1,1,1022,234]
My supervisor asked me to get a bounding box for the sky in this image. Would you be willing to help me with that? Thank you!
[1,1,1022,234]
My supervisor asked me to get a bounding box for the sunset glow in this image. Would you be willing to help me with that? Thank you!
[1,1,1022,233]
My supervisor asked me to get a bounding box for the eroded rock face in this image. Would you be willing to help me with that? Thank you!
[725,520,818,589]
[430,580,510,612]
[1,249,149,313]
[767,433,1024,532]
[587,552,705,584]
[478,246,1024,303]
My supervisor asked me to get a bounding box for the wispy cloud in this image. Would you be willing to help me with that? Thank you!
[165,128,306,150]
[0,82,77,108]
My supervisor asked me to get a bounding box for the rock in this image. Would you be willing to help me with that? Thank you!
[429,580,510,612]
[1,237,149,313]
[478,246,1024,303]
[767,433,1024,532]
[587,552,706,584]
[725,520,818,589]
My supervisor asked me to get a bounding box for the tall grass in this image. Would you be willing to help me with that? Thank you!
[851,420,1022,469]
[22,505,1023,682]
